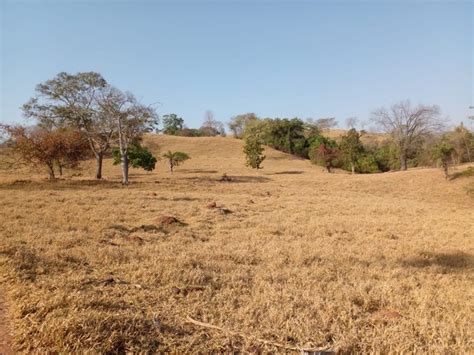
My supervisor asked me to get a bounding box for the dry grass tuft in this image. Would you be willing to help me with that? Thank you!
[0,134,473,353]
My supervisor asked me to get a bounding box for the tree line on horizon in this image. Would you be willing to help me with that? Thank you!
[163,106,473,177]
[1,71,473,181]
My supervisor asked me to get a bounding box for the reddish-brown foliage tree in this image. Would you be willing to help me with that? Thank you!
[1,125,90,179]
[314,144,339,173]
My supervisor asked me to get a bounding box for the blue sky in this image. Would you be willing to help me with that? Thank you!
[1,0,473,129]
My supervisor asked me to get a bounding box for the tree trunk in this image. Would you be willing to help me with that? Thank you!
[351,162,355,174]
[121,153,129,185]
[47,163,55,180]
[464,138,472,162]
[442,160,449,180]
[169,161,174,174]
[95,152,104,179]
[400,153,408,171]
[58,163,63,176]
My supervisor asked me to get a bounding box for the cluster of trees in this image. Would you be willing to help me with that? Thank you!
[239,101,474,177]
[161,111,226,137]
[2,72,159,184]
[3,76,472,182]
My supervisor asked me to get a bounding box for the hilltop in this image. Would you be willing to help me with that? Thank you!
[0,134,472,353]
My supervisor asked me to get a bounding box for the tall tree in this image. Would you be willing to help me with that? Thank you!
[339,128,364,174]
[162,114,184,135]
[371,100,442,171]
[22,72,114,179]
[98,87,158,185]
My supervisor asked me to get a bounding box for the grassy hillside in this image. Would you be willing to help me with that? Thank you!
[0,134,473,353]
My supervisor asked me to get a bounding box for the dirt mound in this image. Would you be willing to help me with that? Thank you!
[156,215,183,226]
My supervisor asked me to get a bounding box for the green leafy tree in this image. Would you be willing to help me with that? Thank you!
[356,154,380,173]
[163,151,190,173]
[243,135,266,170]
[113,143,157,172]
[433,141,455,180]
[339,128,364,174]
[264,118,307,156]
[162,114,184,135]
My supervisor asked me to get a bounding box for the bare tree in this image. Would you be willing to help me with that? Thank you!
[345,117,358,129]
[98,87,158,185]
[200,110,225,136]
[307,117,338,132]
[371,100,442,170]
[228,113,257,138]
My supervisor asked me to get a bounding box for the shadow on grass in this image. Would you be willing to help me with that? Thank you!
[449,167,474,181]
[179,169,219,174]
[272,171,304,175]
[181,175,272,184]
[0,179,129,191]
[267,155,306,161]
[154,196,201,202]
[402,251,474,270]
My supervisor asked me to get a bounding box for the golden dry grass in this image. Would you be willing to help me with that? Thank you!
[0,134,473,353]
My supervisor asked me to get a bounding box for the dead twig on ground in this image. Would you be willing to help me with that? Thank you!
[184,316,334,354]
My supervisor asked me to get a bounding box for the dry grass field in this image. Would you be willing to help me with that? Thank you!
[0,135,473,353]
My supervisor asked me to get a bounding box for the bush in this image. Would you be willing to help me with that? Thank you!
[178,128,203,137]
[113,144,157,172]
[371,143,399,172]
[243,135,266,170]
[356,154,380,173]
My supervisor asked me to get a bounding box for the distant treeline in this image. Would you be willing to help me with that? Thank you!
[163,107,473,174]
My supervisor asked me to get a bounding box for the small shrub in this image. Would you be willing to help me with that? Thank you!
[113,143,157,171]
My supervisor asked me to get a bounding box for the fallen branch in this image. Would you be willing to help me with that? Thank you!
[185,316,334,354]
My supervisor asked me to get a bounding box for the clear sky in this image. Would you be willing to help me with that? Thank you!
[1,0,473,129]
